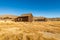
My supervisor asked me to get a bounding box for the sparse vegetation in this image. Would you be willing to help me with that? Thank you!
[0,21,60,40]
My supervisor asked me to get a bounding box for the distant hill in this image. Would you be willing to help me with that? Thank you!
[47,18,60,21]
[0,14,18,18]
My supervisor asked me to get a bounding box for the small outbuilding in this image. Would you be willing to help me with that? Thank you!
[33,16,47,21]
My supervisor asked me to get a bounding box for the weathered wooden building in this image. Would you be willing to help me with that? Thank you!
[33,16,47,21]
[14,13,33,22]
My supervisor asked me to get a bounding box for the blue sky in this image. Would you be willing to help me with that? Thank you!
[0,0,60,18]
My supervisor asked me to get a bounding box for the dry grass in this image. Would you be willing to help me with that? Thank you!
[0,21,60,40]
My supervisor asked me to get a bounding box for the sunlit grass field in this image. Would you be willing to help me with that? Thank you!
[0,21,60,40]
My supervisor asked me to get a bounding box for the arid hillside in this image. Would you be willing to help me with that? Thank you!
[0,21,60,40]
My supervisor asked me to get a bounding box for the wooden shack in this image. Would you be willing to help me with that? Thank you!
[15,13,33,22]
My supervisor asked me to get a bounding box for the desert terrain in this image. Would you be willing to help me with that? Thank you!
[0,21,60,40]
